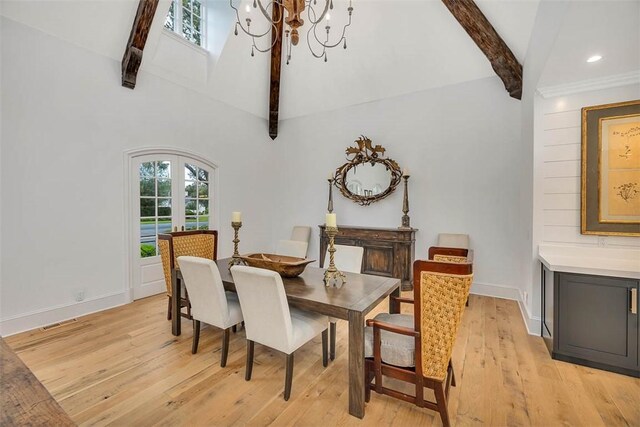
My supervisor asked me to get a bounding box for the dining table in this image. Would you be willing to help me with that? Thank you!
[170,257,401,419]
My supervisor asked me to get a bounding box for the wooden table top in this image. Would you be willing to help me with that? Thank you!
[1,338,75,426]
[214,258,401,320]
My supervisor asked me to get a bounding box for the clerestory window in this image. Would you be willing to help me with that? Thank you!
[164,0,205,48]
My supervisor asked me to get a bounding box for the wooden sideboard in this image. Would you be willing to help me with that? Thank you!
[319,225,417,290]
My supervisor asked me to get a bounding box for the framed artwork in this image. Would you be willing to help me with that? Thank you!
[581,99,640,236]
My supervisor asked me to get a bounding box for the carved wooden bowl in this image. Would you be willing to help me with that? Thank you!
[239,253,315,278]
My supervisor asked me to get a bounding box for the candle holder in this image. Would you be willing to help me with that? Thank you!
[399,174,411,229]
[327,177,334,214]
[228,221,245,268]
[323,226,346,287]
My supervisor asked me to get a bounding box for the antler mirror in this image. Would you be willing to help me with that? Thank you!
[334,136,402,206]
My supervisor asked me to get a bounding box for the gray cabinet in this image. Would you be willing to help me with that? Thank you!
[542,264,639,377]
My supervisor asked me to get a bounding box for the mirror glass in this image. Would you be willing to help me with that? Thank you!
[345,163,392,197]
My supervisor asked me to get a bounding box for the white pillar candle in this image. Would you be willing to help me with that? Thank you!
[403,167,410,176]
[232,211,242,222]
[328,171,334,179]
[326,213,337,227]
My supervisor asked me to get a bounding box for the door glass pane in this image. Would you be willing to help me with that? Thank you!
[197,168,208,181]
[198,182,208,197]
[198,199,209,215]
[158,179,171,197]
[185,164,197,180]
[198,215,209,230]
[157,161,171,178]
[140,162,154,177]
[140,219,156,258]
[140,239,157,258]
[140,178,155,197]
[157,198,172,216]
[140,198,155,217]
[185,198,197,215]
[185,216,197,230]
[185,181,197,197]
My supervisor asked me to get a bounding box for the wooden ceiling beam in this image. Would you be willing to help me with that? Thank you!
[122,0,159,89]
[441,0,523,100]
[268,3,285,140]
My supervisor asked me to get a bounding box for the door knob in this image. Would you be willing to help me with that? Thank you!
[173,226,178,232]
[181,225,185,231]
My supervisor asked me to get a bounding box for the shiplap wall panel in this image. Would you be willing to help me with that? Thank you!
[543,144,580,162]
[544,177,580,194]
[540,85,640,249]
[544,160,580,178]
[544,126,580,146]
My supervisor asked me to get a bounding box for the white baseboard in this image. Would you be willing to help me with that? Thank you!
[0,291,128,337]
[470,281,541,336]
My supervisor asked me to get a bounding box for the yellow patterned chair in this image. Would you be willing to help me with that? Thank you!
[364,260,473,427]
[158,230,218,321]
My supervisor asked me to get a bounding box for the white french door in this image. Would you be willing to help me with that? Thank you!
[131,154,214,300]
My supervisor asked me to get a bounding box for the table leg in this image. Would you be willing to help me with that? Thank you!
[389,286,401,314]
[348,310,365,419]
[171,269,181,336]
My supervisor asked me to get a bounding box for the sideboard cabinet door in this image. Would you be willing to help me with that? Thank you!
[556,273,639,372]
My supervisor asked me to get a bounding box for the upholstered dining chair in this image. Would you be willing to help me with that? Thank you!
[230,266,329,401]
[323,244,364,361]
[290,226,311,244]
[177,256,243,366]
[363,260,473,427]
[158,230,218,321]
[275,239,308,259]
[437,233,470,250]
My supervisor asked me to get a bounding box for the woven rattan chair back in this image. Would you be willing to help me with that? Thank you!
[417,266,473,381]
[158,230,218,297]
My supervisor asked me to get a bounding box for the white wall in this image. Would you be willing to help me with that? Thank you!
[273,77,524,299]
[0,17,278,335]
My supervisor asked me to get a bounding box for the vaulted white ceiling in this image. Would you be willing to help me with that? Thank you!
[16,0,624,122]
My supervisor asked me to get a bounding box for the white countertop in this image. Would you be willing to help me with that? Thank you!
[538,245,640,279]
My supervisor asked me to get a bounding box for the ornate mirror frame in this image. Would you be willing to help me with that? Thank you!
[334,136,403,206]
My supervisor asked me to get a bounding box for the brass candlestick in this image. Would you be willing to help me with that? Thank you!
[323,226,346,287]
[400,175,411,229]
[228,221,244,268]
[327,177,334,213]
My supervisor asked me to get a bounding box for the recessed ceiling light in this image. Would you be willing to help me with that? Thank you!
[587,55,602,63]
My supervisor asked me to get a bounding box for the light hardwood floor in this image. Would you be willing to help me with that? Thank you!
[5,294,640,426]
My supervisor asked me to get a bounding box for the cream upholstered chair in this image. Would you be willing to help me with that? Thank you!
[290,226,311,244]
[230,265,328,401]
[275,240,308,259]
[364,260,473,427]
[323,244,364,360]
[158,230,218,321]
[177,256,243,367]
[437,233,470,249]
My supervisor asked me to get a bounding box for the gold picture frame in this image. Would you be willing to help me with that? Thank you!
[581,99,640,236]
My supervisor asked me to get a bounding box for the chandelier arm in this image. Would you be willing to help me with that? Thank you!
[305,0,331,25]
[230,0,282,39]
[308,13,351,51]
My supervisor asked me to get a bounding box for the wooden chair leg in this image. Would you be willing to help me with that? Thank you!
[232,325,237,333]
[245,340,254,381]
[192,320,201,354]
[450,361,456,387]
[167,296,172,321]
[284,353,294,401]
[322,329,328,367]
[364,368,373,402]
[434,381,451,427]
[220,328,230,367]
[329,322,336,361]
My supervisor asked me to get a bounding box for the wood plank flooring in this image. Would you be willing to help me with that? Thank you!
[4,294,639,426]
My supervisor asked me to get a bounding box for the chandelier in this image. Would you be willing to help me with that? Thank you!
[230,0,354,64]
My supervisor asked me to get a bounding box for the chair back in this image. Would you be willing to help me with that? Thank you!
[158,230,218,296]
[428,246,472,265]
[230,266,293,352]
[177,256,230,327]
[290,226,311,243]
[413,260,473,382]
[324,244,364,274]
[275,239,308,258]
[437,233,469,249]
